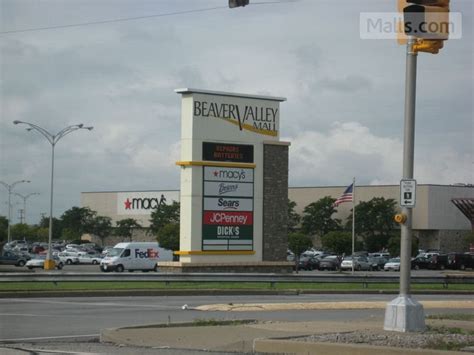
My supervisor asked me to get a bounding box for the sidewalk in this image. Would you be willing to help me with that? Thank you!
[101,300,474,354]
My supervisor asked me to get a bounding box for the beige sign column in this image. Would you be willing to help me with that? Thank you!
[168,88,290,272]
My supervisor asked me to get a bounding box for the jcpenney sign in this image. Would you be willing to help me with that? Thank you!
[117,191,180,215]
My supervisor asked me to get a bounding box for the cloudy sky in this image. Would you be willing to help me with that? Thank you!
[0,0,472,224]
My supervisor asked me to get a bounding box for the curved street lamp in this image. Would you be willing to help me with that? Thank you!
[14,192,40,224]
[0,180,30,243]
[13,121,93,270]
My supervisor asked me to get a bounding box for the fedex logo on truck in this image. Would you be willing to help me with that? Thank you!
[135,248,159,259]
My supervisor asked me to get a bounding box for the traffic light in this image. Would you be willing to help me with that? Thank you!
[403,0,450,40]
[398,0,449,53]
[229,0,249,8]
[413,38,444,54]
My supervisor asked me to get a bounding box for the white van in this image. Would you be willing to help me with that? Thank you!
[100,242,173,272]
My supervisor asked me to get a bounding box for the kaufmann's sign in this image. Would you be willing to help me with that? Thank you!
[193,97,279,137]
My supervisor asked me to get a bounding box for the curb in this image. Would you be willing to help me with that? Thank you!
[253,338,463,355]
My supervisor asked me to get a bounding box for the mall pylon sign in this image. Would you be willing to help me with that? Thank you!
[175,88,286,264]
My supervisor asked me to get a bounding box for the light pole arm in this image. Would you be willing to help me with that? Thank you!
[13,120,55,145]
[54,124,93,144]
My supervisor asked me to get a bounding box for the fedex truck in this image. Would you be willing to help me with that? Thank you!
[100,242,173,272]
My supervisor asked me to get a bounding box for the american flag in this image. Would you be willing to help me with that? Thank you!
[334,183,353,207]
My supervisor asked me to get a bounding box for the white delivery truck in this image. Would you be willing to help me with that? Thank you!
[100,242,173,272]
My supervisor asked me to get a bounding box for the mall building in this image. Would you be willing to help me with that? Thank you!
[81,184,473,252]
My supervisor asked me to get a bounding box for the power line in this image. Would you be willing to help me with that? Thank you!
[0,6,227,35]
[0,1,298,35]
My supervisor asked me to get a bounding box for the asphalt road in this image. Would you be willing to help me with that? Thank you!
[0,293,472,342]
[0,294,472,355]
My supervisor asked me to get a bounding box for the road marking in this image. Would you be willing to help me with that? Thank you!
[0,334,99,343]
[0,298,177,309]
[1,345,102,354]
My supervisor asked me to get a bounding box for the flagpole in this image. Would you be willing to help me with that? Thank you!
[352,177,355,275]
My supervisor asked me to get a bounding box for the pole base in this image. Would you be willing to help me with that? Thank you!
[384,295,425,332]
[44,259,56,270]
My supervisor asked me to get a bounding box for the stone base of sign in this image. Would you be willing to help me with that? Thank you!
[263,141,290,262]
[383,295,426,332]
[157,261,294,273]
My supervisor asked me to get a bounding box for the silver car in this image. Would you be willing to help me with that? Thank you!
[340,256,372,271]
[26,255,64,270]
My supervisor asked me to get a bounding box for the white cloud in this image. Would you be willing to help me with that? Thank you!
[288,122,472,187]
[0,0,472,223]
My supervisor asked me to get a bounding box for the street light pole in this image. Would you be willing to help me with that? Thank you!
[0,180,30,243]
[13,121,93,270]
[14,192,40,225]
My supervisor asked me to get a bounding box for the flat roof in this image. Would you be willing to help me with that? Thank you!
[81,184,473,194]
[175,88,286,102]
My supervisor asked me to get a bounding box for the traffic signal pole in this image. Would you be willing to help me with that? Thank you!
[384,37,425,332]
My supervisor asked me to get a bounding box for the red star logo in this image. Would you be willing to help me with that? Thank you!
[213,171,219,177]
[124,198,132,209]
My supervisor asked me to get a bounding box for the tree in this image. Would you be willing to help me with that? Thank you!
[321,231,353,256]
[91,216,112,246]
[346,197,397,252]
[301,196,341,236]
[33,227,49,242]
[464,231,474,250]
[288,232,313,273]
[0,216,8,242]
[288,199,301,233]
[39,216,63,240]
[149,201,180,234]
[157,223,180,255]
[60,207,97,239]
[11,223,36,240]
[115,218,141,241]
[388,233,418,257]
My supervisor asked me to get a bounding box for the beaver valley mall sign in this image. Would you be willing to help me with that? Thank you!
[174,88,286,267]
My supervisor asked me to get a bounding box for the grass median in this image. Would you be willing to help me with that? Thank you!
[1,281,473,292]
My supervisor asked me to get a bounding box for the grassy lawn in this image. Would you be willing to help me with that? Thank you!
[1,281,473,292]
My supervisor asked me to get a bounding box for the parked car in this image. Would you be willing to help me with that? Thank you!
[369,252,390,259]
[297,255,320,271]
[0,250,31,267]
[429,254,448,270]
[58,252,80,265]
[447,253,474,270]
[384,257,401,271]
[411,256,432,270]
[78,254,102,265]
[26,255,64,270]
[301,249,326,258]
[340,256,372,271]
[318,255,341,271]
[367,256,387,271]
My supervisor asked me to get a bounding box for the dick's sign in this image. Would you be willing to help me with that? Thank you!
[202,165,254,251]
